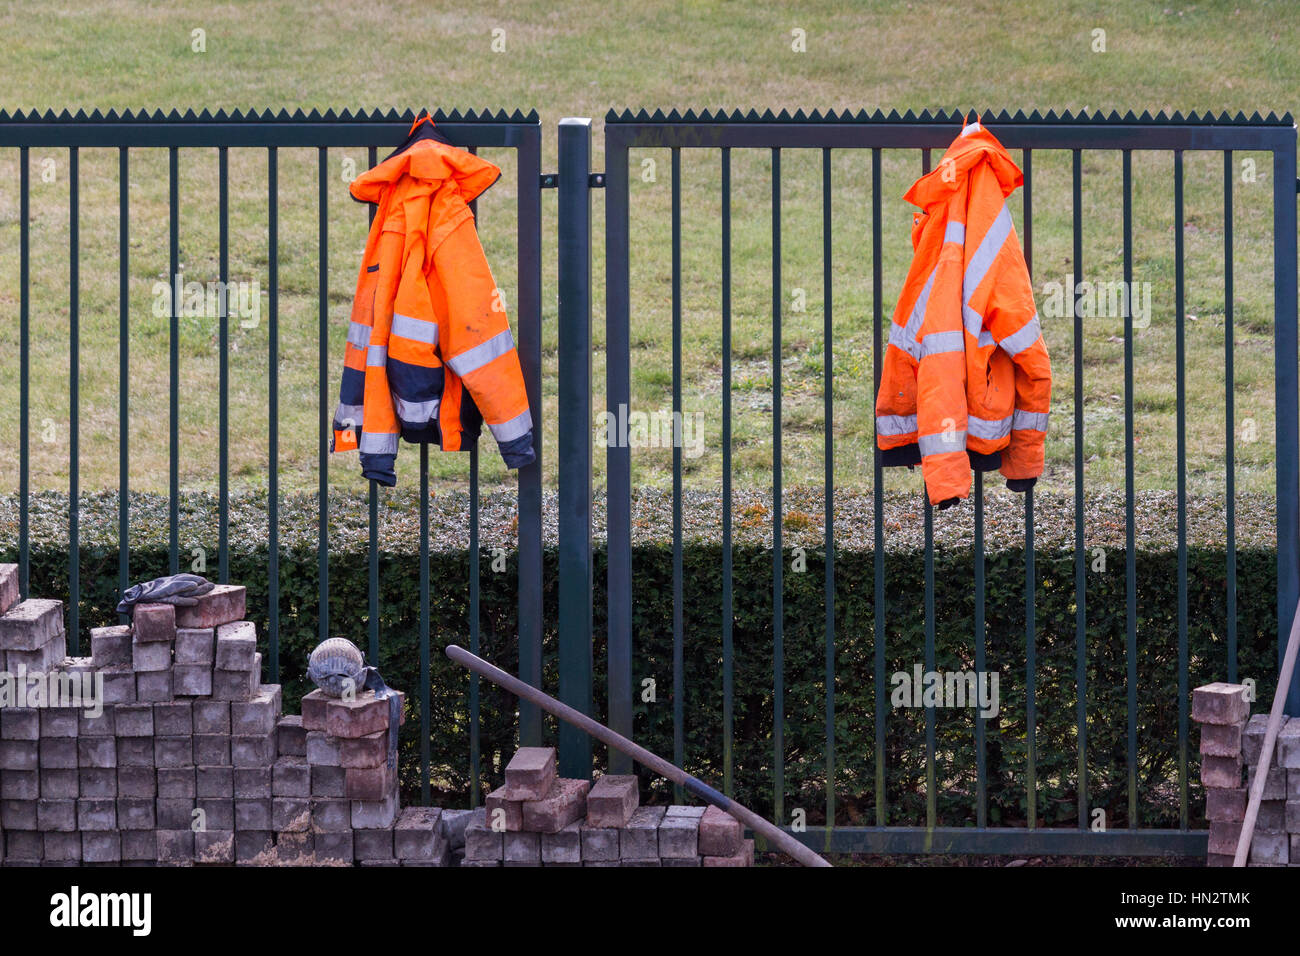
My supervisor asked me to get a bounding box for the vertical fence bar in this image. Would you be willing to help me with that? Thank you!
[420,444,431,804]
[118,147,129,609]
[771,146,785,829]
[557,117,594,781]
[1022,147,1037,829]
[367,144,380,668]
[19,146,29,599]
[469,443,480,804]
[822,147,836,844]
[1277,137,1300,716]
[218,146,229,584]
[1072,148,1087,829]
[68,147,79,653]
[516,125,545,747]
[920,147,935,833]
[318,147,329,650]
[605,127,633,773]
[973,475,986,827]
[721,147,735,797]
[267,147,280,678]
[169,147,179,575]
[1123,149,1138,827]
[871,146,887,827]
[671,146,684,802]
[1175,150,1189,828]
[1223,150,1238,682]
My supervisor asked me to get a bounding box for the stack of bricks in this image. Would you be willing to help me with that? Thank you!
[1194,680,1300,867]
[462,746,754,867]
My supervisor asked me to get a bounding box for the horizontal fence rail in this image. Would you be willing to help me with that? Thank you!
[0,108,545,808]
[597,107,1298,857]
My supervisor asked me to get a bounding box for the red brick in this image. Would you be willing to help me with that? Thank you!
[345,764,395,801]
[485,786,524,831]
[1200,720,1247,757]
[174,584,246,629]
[586,774,639,828]
[339,731,388,769]
[301,689,330,731]
[0,564,18,616]
[132,603,176,643]
[698,805,743,856]
[1206,787,1247,822]
[703,838,754,867]
[1192,682,1250,726]
[521,778,590,834]
[324,691,390,739]
[503,746,557,800]
[1207,821,1243,856]
[1201,754,1243,789]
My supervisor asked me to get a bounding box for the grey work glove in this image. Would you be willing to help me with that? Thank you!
[116,573,214,615]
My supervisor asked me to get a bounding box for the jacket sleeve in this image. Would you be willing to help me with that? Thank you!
[432,213,536,469]
[984,240,1051,486]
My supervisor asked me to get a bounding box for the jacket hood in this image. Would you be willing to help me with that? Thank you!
[350,113,501,205]
[903,118,1023,211]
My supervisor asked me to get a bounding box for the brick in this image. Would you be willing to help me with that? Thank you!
[77,798,117,831]
[42,831,80,862]
[174,662,212,697]
[581,826,620,862]
[354,827,394,861]
[273,831,313,863]
[1257,798,1286,833]
[503,746,557,800]
[541,821,582,864]
[662,857,702,867]
[116,736,154,768]
[79,767,116,798]
[1200,719,1247,758]
[311,798,351,832]
[1286,800,1300,833]
[277,715,307,756]
[195,830,235,864]
[174,585,246,629]
[193,700,231,735]
[232,685,282,736]
[115,703,154,737]
[158,767,196,798]
[345,765,394,801]
[196,798,234,831]
[306,731,341,767]
[213,666,259,702]
[485,786,524,831]
[658,810,701,858]
[522,778,591,834]
[232,733,277,768]
[132,637,172,672]
[325,691,390,739]
[196,766,234,799]
[273,757,311,797]
[117,798,155,830]
[1,770,39,800]
[78,708,114,737]
[300,689,330,731]
[122,829,158,862]
[698,805,743,856]
[155,736,194,769]
[39,707,79,737]
[90,625,133,668]
[235,797,273,831]
[586,774,639,827]
[315,830,354,865]
[464,819,502,862]
[0,708,39,740]
[1207,787,1247,822]
[0,739,37,771]
[311,765,346,798]
[193,734,231,767]
[0,598,64,650]
[156,830,194,864]
[1249,765,1288,800]
[1250,830,1289,865]
[7,636,65,673]
[235,830,274,864]
[1192,682,1250,726]
[234,766,272,799]
[1243,713,1270,764]
[154,701,194,736]
[76,736,116,769]
[620,805,665,860]
[351,789,399,829]
[40,768,78,798]
[38,798,77,831]
[215,621,258,669]
[0,563,17,615]
[1277,718,1300,769]
[116,766,156,798]
[703,838,755,867]
[132,603,176,643]
[504,830,540,863]
[136,670,174,702]
[340,730,388,768]
[665,804,706,818]
[174,627,215,664]
[1208,821,1244,856]
[5,830,43,861]
[1,798,37,830]
[98,666,136,705]
[40,736,78,769]
[1201,754,1243,789]
[439,808,475,850]
[396,806,447,861]
[273,798,312,832]
[156,798,196,830]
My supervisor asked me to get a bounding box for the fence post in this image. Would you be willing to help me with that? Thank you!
[1275,132,1300,716]
[557,117,595,778]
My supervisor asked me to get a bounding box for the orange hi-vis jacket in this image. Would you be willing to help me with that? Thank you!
[332,114,534,486]
[875,119,1052,507]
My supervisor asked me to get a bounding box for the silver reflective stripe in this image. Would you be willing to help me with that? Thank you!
[1013,409,1050,432]
[962,304,996,346]
[962,203,1012,302]
[918,430,967,456]
[394,396,439,422]
[888,321,918,359]
[968,414,1012,441]
[944,221,966,245]
[366,344,387,367]
[346,322,371,350]
[488,409,533,444]
[391,311,438,346]
[876,414,918,436]
[333,403,364,428]
[359,432,398,455]
[998,314,1042,357]
[446,329,515,376]
[961,122,982,137]
[889,268,938,360]
[920,330,963,357]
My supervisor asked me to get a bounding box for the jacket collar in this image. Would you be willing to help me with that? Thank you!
[350,111,501,205]
[904,114,1023,211]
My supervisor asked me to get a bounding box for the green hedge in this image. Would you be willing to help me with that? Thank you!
[7,534,1276,831]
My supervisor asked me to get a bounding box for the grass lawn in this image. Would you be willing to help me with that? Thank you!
[0,0,1295,508]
